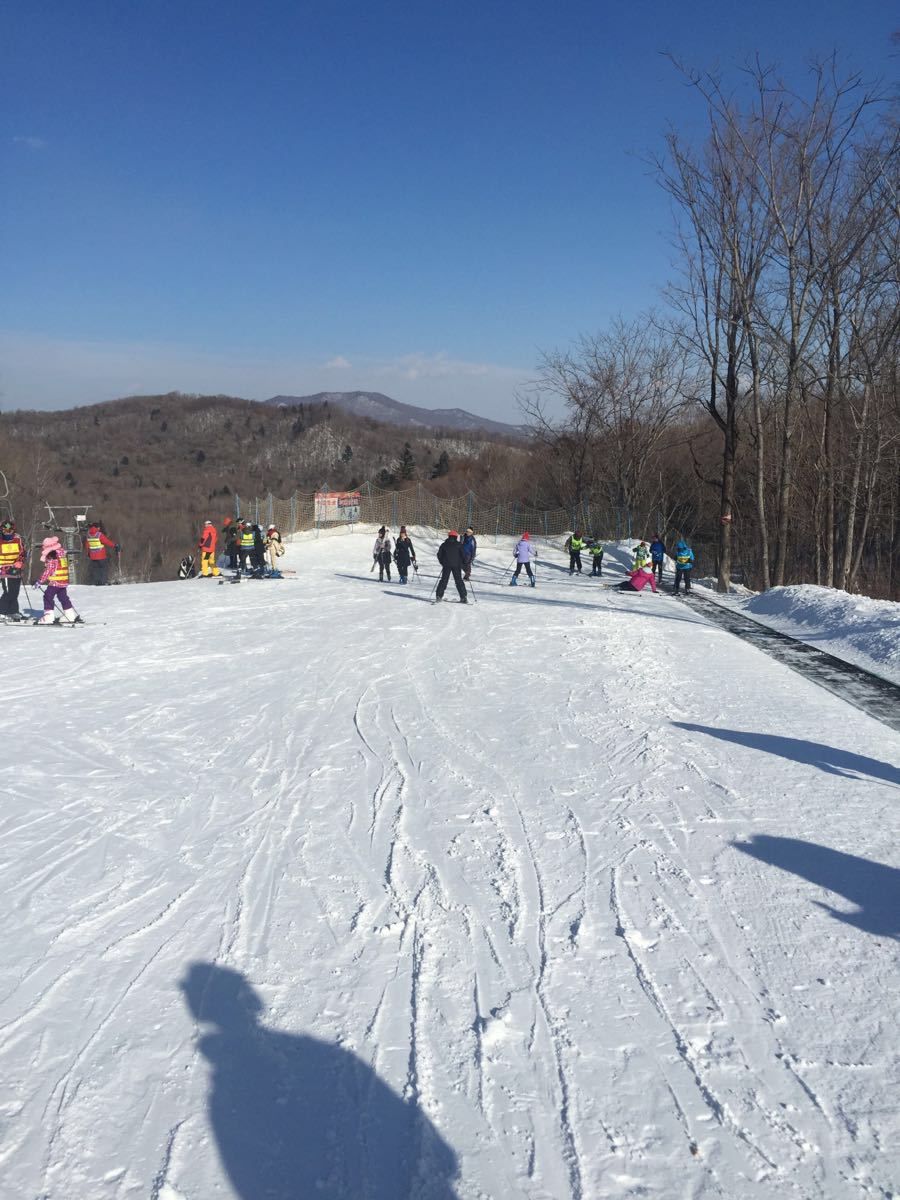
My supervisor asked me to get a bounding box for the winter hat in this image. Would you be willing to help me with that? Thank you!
[448,530,458,538]
[399,525,407,534]
[204,520,213,526]
[521,532,530,540]
[267,524,276,531]
[41,535,62,560]
[465,526,473,534]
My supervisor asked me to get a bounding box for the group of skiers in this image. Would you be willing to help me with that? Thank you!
[0,517,83,624]
[615,535,695,595]
[190,518,285,578]
[373,526,478,591]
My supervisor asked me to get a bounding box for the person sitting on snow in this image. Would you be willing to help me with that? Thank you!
[617,558,657,594]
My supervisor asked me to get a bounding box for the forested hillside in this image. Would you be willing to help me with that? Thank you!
[0,393,531,579]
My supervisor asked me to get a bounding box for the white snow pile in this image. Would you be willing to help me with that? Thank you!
[2,528,899,1200]
[732,584,900,684]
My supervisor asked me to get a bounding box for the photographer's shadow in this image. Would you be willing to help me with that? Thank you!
[181,962,459,1199]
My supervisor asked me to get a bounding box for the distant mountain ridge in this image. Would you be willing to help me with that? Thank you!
[266,391,526,438]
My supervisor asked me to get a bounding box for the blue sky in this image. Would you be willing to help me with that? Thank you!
[1,0,894,418]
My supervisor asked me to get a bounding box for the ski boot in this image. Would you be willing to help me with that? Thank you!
[509,577,518,586]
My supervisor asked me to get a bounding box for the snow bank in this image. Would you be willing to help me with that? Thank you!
[733,584,900,684]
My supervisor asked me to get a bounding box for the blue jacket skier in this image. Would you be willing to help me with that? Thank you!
[673,540,695,593]
[649,536,666,583]
[460,528,477,581]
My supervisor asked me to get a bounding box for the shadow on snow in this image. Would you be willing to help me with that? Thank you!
[180,963,459,1199]
[732,835,899,940]
[673,722,900,787]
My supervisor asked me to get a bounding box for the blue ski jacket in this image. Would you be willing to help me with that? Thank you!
[650,539,666,562]
[674,542,694,570]
[461,534,477,563]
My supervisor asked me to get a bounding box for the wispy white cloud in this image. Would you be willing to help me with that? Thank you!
[323,355,351,369]
[13,136,47,150]
[380,351,525,383]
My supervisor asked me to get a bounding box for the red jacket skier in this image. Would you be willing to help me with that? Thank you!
[84,522,119,586]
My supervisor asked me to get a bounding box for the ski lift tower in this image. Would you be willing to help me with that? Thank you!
[42,502,92,585]
[0,470,12,524]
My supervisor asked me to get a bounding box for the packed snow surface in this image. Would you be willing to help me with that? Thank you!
[2,529,898,1200]
[722,584,900,685]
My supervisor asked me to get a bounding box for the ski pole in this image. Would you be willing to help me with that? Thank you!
[468,580,477,603]
[499,557,516,583]
[428,576,439,601]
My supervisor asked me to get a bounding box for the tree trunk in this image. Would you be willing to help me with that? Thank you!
[838,381,870,591]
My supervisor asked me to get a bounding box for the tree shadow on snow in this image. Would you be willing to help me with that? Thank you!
[732,835,900,940]
[180,963,459,1200]
[672,722,900,787]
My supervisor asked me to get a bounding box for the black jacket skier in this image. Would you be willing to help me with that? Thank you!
[393,534,416,583]
[436,532,467,602]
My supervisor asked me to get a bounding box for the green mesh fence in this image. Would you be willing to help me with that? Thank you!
[234,483,634,542]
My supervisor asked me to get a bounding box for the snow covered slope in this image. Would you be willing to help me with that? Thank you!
[2,530,898,1200]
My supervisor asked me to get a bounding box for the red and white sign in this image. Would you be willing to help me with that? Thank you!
[314,491,361,523]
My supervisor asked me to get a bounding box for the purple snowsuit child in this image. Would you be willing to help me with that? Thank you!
[510,533,535,586]
[35,536,78,624]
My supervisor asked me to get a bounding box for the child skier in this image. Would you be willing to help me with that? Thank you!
[34,535,80,624]
[632,541,651,571]
[588,540,604,576]
[510,532,536,586]
[564,531,585,574]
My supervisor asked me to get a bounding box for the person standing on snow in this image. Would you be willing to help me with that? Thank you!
[673,539,695,593]
[238,520,255,573]
[223,518,238,570]
[373,527,393,581]
[265,525,284,572]
[460,527,477,581]
[393,528,416,584]
[84,520,119,585]
[564,531,585,574]
[588,539,605,577]
[251,524,266,572]
[631,541,651,572]
[198,521,220,577]
[0,518,26,621]
[34,535,80,623]
[435,531,467,602]
[649,535,666,584]
[510,532,536,586]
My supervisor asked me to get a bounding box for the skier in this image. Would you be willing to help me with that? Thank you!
[198,521,220,577]
[631,541,651,571]
[617,561,657,593]
[564,531,585,574]
[238,520,255,573]
[0,517,26,621]
[34,535,80,623]
[510,532,536,586]
[265,525,284,572]
[435,531,467,603]
[588,539,604,577]
[251,524,266,573]
[393,529,416,584]
[460,526,477,581]
[83,520,119,585]
[373,527,393,581]
[673,539,695,594]
[649,534,666,584]
[223,517,238,569]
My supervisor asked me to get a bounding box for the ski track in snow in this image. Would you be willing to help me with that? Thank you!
[1,530,898,1200]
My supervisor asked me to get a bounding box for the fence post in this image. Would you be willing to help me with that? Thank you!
[235,493,241,520]
[267,493,274,527]
[392,490,398,529]
[290,494,296,534]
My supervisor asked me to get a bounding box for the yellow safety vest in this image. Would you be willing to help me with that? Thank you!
[240,529,255,548]
[0,538,21,567]
[48,554,69,585]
